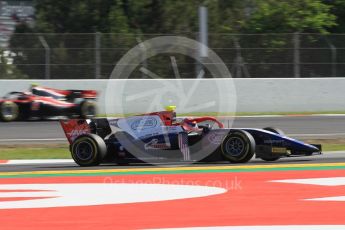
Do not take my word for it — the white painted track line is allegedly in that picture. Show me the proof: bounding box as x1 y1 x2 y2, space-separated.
0 138 66 142
150 225 345 230
1 159 75 165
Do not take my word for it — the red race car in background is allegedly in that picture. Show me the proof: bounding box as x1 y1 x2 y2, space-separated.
0 85 98 122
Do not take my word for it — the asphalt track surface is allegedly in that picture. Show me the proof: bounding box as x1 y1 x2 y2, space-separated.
0 151 344 173
1 115 345 144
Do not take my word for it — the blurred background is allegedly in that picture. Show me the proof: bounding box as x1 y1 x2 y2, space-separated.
0 0 345 79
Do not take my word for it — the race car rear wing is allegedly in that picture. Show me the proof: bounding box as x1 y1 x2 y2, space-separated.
70 90 98 99
60 118 113 144
60 119 91 144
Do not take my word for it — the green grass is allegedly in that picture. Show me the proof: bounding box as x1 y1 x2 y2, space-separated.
97 111 345 117
0 147 70 159
178 111 345 117
322 144 345 152
1 143 345 160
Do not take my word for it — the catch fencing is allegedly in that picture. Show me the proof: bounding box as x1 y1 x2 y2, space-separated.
1 33 345 79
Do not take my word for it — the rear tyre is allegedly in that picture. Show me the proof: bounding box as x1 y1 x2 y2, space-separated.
261 127 284 161
0 101 19 122
71 134 107 166
221 130 255 163
80 100 97 119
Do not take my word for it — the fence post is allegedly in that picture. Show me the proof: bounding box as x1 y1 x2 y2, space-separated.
232 37 250 78
136 37 148 78
38 35 50 79
293 32 300 78
95 32 101 79
330 44 337 77
197 5 208 78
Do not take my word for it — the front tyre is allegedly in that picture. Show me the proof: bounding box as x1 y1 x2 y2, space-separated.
221 130 255 163
80 100 97 119
71 134 107 166
0 101 19 122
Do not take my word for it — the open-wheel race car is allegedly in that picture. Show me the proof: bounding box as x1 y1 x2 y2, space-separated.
0 85 98 121
60 107 322 166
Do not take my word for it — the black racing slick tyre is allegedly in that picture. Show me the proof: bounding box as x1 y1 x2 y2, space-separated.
0 101 19 122
80 100 97 119
70 134 107 166
261 127 284 162
221 130 255 163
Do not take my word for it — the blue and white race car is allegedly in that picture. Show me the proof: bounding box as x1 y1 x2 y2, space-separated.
60 108 322 166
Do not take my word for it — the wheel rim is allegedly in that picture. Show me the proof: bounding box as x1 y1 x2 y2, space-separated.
83 103 96 117
1 104 15 120
225 136 245 157
75 141 94 161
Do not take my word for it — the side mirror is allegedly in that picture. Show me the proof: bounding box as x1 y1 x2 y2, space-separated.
202 124 211 133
